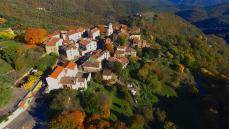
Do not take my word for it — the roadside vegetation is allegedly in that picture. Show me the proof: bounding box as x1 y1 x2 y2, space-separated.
0 21 57 108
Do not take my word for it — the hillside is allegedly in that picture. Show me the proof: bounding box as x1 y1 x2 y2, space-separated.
0 0 148 30
170 0 229 6
175 3 229 42
131 0 229 7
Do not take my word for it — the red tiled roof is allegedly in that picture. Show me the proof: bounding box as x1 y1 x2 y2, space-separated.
117 45 126 50
82 62 100 68
63 40 72 45
63 43 77 50
45 38 60 46
103 69 112 76
67 30 79 35
50 66 64 78
119 57 129 64
91 27 99 33
67 27 85 35
127 47 136 52
78 27 85 33
63 61 77 69
115 50 125 55
48 31 61 37
77 78 85 82
108 57 119 62
79 39 90 46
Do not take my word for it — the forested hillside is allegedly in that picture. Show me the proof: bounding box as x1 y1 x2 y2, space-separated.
170 0 229 6
0 0 147 30
176 3 229 42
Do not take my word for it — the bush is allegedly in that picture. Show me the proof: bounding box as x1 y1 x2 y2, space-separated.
0 31 16 39
35 53 58 71
0 79 12 107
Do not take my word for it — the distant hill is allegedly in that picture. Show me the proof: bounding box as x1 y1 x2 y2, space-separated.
175 3 229 42
0 0 148 29
169 0 229 6
131 0 229 7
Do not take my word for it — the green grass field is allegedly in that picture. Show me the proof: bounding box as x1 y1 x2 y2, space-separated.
0 40 23 48
0 27 7 31
0 58 13 74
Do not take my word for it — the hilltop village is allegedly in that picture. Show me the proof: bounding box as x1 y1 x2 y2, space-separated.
45 23 149 93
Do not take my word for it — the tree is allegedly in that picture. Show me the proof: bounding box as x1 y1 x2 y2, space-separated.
82 92 101 115
141 106 154 121
0 31 16 39
49 89 81 115
50 111 84 129
24 28 47 45
15 56 25 71
100 94 112 118
120 69 129 80
0 46 24 68
116 34 128 46
130 114 145 129
164 121 177 129
93 72 103 84
35 53 58 71
155 108 167 123
0 80 12 107
114 61 122 75
114 121 127 129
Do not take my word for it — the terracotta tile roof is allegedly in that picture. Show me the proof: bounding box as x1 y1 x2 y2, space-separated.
62 40 72 45
63 43 77 50
79 39 90 46
63 61 77 69
77 27 85 33
48 31 61 37
108 57 119 62
50 66 64 78
60 77 76 85
119 57 129 64
90 49 103 60
103 69 112 76
82 62 100 68
108 57 128 66
77 78 85 83
91 27 99 33
130 26 140 33
67 30 79 35
115 50 125 55
117 46 126 50
45 37 60 46
127 47 136 53
67 27 85 35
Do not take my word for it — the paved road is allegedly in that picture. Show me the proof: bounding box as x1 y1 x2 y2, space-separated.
5 85 49 129
0 87 27 116
5 111 35 129
5 95 48 129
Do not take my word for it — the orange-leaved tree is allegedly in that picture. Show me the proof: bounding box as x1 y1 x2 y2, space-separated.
50 111 84 129
104 43 114 53
24 28 47 45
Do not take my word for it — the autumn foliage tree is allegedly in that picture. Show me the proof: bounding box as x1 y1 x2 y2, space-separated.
50 111 84 129
24 28 47 45
104 43 114 53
